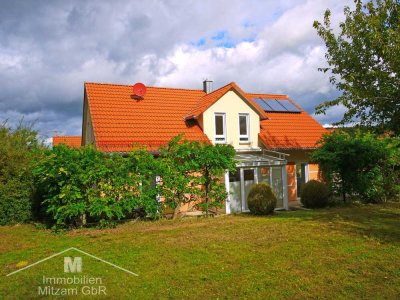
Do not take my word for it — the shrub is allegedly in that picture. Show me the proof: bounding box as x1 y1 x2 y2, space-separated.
159 135 236 218
311 130 400 203
32 135 237 228
33 145 161 228
247 183 277 215
0 180 33 225
300 180 330 208
0 122 42 225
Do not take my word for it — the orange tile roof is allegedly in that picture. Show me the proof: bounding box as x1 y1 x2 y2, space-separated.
246 93 328 149
53 136 82 148
85 83 210 152
186 82 267 120
84 82 326 152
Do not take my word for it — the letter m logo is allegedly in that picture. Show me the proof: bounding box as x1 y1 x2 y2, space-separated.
64 257 82 273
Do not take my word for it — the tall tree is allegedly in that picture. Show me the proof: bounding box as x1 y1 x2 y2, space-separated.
158 135 201 220
193 143 236 217
314 0 400 134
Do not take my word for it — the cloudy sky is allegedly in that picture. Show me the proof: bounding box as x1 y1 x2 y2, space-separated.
0 0 353 140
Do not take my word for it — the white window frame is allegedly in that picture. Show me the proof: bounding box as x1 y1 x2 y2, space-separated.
214 113 226 143
238 113 250 143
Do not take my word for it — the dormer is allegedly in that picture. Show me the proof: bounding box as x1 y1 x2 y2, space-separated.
185 82 266 150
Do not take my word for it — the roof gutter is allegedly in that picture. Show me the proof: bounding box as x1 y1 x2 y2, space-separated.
270 147 319 151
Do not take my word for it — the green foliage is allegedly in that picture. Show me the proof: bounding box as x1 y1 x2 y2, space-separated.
314 0 400 133
33 145 161 227
192 142 236 216
247 183 277 215
0 180 33 225
158 135 236 218
300 180 330 208
0 122 42 225
311 130 400 203
380 136 400 199
158 135 201 219
128 147 162 217
32 135 237 227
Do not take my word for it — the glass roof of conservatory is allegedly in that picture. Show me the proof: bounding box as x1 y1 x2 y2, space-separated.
235 151 287 167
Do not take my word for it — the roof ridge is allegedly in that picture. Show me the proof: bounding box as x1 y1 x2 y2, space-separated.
186 81 268 120
185 82 235 117
85 82 289 96
247 92 289 97
207 81 236 95
85 82 203 92
53 135 81 138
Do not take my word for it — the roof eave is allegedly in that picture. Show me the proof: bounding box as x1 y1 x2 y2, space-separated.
270 147 319 151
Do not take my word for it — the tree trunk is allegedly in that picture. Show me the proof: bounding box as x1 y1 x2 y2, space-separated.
79 213 87 226
205 185 209 217
205 169 210 217
341 173 346 203
342 181 346 203
172 202 181 220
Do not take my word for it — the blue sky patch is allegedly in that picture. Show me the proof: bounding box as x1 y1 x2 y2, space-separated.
191 38 206 47
211 31 227 41
216 41 235 48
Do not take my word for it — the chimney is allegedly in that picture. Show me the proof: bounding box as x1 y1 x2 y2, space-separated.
203 79 213 94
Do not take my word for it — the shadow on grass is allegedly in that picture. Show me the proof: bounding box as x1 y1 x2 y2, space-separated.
274 202 400 244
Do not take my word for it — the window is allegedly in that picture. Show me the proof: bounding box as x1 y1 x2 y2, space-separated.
296 163 308 197
239 113 250 142
214 113 226 143
229 169 240 182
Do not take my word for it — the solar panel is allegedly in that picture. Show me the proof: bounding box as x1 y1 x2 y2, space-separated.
253 97 302 113
253 98 272 111
263 99 287 112
278 100 301 112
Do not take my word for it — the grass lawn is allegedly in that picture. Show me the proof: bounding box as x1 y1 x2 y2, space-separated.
1 203 400 299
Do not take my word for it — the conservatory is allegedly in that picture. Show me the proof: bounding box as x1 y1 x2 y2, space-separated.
224 150 288 213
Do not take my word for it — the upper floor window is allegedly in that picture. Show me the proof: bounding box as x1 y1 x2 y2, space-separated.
239 113 250 142
214 113 226 143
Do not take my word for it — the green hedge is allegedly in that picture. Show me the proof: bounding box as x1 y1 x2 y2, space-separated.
0 125 236 228
33 145 161 227
312 131 400 203
0 180 32 225
0 123 41 225
33 137 236 228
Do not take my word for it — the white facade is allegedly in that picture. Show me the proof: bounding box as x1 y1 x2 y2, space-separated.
199 90 261 150
198 89 288 213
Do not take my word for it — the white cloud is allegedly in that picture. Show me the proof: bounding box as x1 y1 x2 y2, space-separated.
140 0 350 114
0 0 353 136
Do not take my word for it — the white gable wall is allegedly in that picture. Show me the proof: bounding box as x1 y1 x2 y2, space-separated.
201 90 261 150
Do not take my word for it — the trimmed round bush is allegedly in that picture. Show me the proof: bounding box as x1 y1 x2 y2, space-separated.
247 183 277 215
300 180 330 208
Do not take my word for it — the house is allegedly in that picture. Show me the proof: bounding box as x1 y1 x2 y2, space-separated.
52 136 82 148
57 80 327 213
